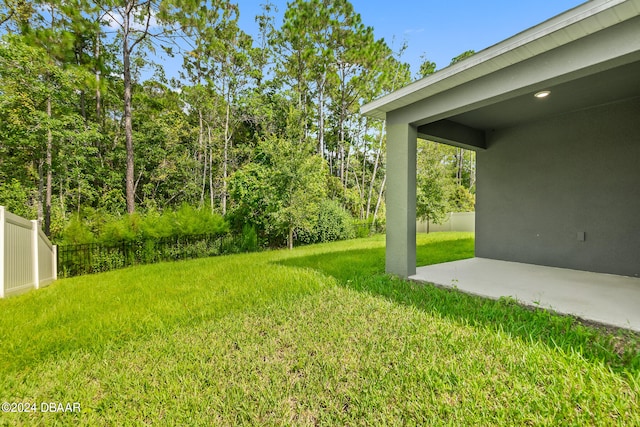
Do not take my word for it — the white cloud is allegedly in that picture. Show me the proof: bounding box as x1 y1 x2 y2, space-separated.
103 7 161 32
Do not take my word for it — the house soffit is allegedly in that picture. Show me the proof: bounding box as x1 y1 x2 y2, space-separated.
362 0 640 129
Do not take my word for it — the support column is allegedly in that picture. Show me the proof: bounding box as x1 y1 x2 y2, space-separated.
385 118 417 278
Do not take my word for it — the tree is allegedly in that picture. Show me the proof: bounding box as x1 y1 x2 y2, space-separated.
417 54 436 79
449 185 475 212
133 80 197 208
172 0 258 214
100 0 167 213
0 34 95 230
364 44 411 226
229 106 327 249
0 0 32 31
416 139 450 232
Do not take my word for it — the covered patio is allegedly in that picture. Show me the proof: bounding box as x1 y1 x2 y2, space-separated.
361 0 640 330
412 258 640 332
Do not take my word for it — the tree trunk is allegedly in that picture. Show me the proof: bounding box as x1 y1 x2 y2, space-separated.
469 151 476 190
95 34 102 124
208 125 214 213
75 45 87 123
123 9 135 214
198 109 206 208
372 173 386 231
288 227 294 250
317 74 325 159
360 121 368 214
222 102 230 215
45 96 53 235
339 129 345 184
37 160 44 224
456 148 464 186
366 123 384 219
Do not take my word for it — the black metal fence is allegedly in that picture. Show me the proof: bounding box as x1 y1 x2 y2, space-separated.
57 233 248 278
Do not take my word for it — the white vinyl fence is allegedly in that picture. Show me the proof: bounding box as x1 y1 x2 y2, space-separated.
417 212 475 233
0 206 57 298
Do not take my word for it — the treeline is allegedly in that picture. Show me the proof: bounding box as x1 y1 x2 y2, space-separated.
0 0 475 248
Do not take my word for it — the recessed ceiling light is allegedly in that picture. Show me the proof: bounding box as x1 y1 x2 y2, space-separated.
534 90 551 99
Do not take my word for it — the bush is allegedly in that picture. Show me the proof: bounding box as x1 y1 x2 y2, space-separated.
61 216 96 245
59 205 229 245
298 200 355 245
240 224 259 252
354 219 372 238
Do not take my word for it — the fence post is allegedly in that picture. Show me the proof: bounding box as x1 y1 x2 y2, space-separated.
53 245 58 280
32 220 40 290
0 207 5 298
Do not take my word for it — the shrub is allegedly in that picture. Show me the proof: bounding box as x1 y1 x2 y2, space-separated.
61 216 95 245
169 204 228 237
240 224 259 252
298 200 355 245
354 219 372 238
59 205 229 245
100 213 142 243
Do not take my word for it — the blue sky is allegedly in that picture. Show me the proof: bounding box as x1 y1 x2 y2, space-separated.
233 0 586 76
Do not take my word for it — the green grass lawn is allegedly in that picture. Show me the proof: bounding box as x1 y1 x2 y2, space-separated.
1 232 639 425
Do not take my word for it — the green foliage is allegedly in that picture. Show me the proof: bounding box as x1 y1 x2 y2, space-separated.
166 204 228 237
450 50 476 65
100 213 142 243
60 215 96 245
0 179 36 219
229 106 328 248
416 140 450 226
416 140 476 230
417 54 437 79
58 233 247 277
298 199 356 244
228 162 276 236
353 218 373 238
0 0 473 252
239 224 259 252
59 205 228 245
449 185 475 212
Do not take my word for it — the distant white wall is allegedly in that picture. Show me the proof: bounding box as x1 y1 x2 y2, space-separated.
417 212 475 233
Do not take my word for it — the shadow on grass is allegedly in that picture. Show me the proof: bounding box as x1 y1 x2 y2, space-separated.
278 237 640 374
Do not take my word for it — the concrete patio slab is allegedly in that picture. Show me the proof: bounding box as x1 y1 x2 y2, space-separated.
410 258 640 332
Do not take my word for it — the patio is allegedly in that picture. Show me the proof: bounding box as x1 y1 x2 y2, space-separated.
411 258 640 332
362 0 640 282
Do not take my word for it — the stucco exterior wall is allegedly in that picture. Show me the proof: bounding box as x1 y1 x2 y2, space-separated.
476 97 640 277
